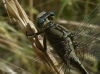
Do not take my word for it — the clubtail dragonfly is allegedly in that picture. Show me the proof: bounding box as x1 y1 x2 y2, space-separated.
27 4 100 74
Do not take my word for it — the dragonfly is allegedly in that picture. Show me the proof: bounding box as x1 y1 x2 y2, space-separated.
27 4 100 74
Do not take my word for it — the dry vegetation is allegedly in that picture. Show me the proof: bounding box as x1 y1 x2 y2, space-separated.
0 0 100 74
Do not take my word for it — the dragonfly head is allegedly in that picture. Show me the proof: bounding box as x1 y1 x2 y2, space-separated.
36 11 55 29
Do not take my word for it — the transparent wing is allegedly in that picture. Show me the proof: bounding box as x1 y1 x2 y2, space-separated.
73 4 100 64
48 46 82 74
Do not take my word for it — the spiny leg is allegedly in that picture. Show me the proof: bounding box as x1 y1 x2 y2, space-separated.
26 31 47 52
64 49 72 74
43 35 47 52
26 31 44 37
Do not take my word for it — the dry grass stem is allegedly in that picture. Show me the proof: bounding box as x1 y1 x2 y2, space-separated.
0 0 61 73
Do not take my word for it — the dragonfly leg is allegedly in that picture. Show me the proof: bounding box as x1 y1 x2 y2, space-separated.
64 48 72 60
26 31 44 37
26 31 47 52
43 35 47 52
64 49 72 73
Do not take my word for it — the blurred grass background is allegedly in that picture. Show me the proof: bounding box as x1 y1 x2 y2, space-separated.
0 0 100 74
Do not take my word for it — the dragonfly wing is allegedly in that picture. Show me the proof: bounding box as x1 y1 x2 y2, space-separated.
74 4 100 41
49 47 83 74
73 4 100 64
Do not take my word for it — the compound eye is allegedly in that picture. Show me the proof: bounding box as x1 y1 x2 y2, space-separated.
37 11 46 19
37 17 45 28
48 12 55 20
49 12 55 16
